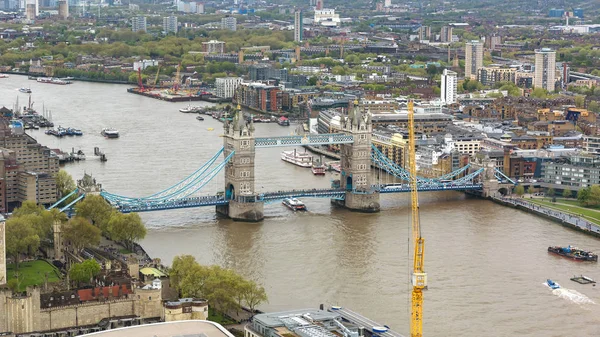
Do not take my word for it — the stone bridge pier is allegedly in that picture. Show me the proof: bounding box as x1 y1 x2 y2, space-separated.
332 103 380 212
470 155 514 198
216 107 264 222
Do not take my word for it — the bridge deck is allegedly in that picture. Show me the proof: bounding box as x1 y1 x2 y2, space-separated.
255 133 354 147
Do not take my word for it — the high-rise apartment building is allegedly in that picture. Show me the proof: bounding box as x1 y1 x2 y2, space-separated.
221 16 237 31
418 26 430 41
465 40 483 80
440 69 457 104
202 40 225 54
215 77 242 98
131 16 147 32
294 10 303 42
534 48 556 92
440 25 453 43
58 0 69 19
25 3 35 19
163 15 178 34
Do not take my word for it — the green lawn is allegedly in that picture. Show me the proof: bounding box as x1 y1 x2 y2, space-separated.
6 260 62 292
527 199 600 225
207 307 237 325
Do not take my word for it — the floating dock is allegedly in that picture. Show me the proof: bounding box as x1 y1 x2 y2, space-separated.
127 88 230 103
570 275 596 284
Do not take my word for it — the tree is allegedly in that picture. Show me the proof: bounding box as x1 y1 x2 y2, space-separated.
515 185 525 196
307 76 318 86
562 188 572 198
574 95 585 108
588 101 599 113
5 217 40 270
546 188 555 197
69 259 101 286
587 185 600 207
75 195 114 233
243 280 268 314
62 217 101 252
527 186 535 195
531 88 548 99
11 202 65 240
578 187 591 205
170 254 199 291
107 212 147 249
55 170 76 197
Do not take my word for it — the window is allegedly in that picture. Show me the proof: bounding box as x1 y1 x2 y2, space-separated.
240 171 250 178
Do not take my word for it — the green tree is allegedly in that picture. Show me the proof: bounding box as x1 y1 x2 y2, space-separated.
578 187 591 205
562 188 572 199
307 76 318 86
527 186 535 195
69 259 101 286
531 88 548 99
515 185 525 196
55 170 76 197
588 101 599 113
5 217 40 270
575 95 585 108
170 254 199 291
62 217 101 252
107 212 147 249
546 188 555 197
75 195 114 233
587 185 600 206
243 280 268 314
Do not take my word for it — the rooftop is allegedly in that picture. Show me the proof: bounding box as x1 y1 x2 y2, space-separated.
82 320 234 337
254 309 340 328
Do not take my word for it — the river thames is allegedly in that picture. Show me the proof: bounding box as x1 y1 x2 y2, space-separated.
1 76 600 336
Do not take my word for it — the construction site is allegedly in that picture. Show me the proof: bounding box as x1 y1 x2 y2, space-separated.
127 64 228 103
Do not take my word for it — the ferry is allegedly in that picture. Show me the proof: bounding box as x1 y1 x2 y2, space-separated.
277 116 290 126
37 77 71 85
311 163 326 175
101 128 119 138
282 198 306 211
328 161 341 173
0 74 8 78
546 279 560 290
179 104 200 113
281 149 313 168
548 245 598 262
18 87 32 93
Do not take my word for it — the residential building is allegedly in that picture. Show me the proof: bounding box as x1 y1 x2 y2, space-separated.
440 25 453 43
583 135 600 155
314 9 340 26
131 16 147 32
202 40 225 54
215 77 242 98
465 40 483 80
534 48 556 92
294 10 303 42
541 155 600 190
25 3 35 19
221 16 237 31
163 15 178 34
372 127 408 168
418 26 431 41
58 0 68 19
441 69 457 104
235 82 281 112
477 65 517 86
443 133 482 156
133 59 158 71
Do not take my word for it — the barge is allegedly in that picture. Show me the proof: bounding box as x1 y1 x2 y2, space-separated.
548 245 598 261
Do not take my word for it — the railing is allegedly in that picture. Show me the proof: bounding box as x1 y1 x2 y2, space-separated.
255 133 354 148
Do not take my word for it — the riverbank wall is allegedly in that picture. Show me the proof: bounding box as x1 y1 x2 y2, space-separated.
491 196 600 238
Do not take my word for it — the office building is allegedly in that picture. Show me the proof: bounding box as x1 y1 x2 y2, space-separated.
162 15 178 34
221 16 237 31
131 16 147 32
58 0 68 19
25 3 35 19
215 77 242 98
542 155 600 190
440 69 457 104
465 40 483 80
202 40 225 54
534 48 556 92
294 10 303 42
440 25 453 43
477 66 517 86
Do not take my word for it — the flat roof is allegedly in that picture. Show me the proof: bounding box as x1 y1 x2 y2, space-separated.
82 320 234 337
254 309 340 328
140 267 167 277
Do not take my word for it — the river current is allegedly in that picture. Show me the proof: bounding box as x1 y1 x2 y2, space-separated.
1 76 600 336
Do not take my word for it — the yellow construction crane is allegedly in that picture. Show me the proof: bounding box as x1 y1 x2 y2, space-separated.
407 100 427 337
152 65 161 90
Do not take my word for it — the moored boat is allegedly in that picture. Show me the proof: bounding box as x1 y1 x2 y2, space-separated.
179 104 200 113
282 198 306 211
0 74 9 78
546 279 560 290
196 116 204 121
277 116 290 126
18 87 32 93
101 128 119 138
312 164 326 175
281 149 312 168
548 245 598 261
37 77 71 85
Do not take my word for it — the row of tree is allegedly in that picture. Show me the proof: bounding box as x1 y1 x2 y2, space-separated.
170 255 267 315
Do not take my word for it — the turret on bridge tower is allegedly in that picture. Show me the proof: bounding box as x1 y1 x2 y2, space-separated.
334 102 380 212
216 106 264 221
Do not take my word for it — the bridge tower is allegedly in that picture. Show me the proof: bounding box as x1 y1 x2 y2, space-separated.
334 102 380 212
216 106 264 221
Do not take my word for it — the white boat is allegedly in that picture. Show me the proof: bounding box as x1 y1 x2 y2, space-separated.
0 74 8 78
179 104 200 113
101 128 119 138
18 87 32 93
282 198 306 211
281 149 313 168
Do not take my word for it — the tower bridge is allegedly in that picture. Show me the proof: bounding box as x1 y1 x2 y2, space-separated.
53 105 512 221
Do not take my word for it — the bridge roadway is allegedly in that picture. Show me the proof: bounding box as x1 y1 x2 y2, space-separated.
111 184 483 213
327 306 406 337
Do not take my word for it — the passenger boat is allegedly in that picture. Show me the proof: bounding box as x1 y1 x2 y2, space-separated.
282 198 306 211
0 74 8 78
37 77 71 85
18 87 32 93
548 245 598 261
179 104 200 113
101 128 119 138
312 164 326 175
277 116 290 126
196 116 204 121
546 279 560 290
281 149 312 168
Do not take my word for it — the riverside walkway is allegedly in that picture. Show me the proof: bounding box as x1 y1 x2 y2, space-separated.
494 196 600 236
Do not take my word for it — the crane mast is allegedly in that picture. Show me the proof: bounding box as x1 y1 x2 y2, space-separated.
408 100 427 337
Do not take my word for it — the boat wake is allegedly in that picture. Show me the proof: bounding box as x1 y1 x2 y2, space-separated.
544 283 596 305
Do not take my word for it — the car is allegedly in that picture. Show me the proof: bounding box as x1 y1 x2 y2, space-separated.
517 179 523 183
